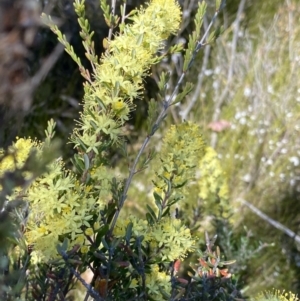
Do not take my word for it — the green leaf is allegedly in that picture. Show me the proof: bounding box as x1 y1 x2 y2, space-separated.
171 82 194 106
194 1 207 35
125 222 133 242
169 43 184 54
219 259 236 266
83 153 90 170
93 251 108 262
83 219 90 227
166 178 172 195
159 287 171 299
69 258 83 265
197 1 207 21
90 120 98 130
95 96 107 112
157 71 170 91
146 99 159 135
207 26 224 44
146 204 157 222
172 180 187 189
153 191 163 203
74 154 85 170
56 238 69 254
146 212 154 225
162 206 170 218
166 198 180 207
106 204 117 224
136 34 144 46
101 237 110 250
77 138 88 151
183 33 197 72
100 0 110 16
114 81 120 97
153 192 162 219
112 237 122 249
95 224 109 247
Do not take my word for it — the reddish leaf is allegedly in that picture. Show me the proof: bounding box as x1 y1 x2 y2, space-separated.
177 277 189 285
174 259 181 275
199 258 209 268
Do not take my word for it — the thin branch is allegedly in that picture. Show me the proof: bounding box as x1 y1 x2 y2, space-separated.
59 250 104 301
238 198 300 244
121 1 127 24
31 41 66 90
108 0 117 41
285 0 294 61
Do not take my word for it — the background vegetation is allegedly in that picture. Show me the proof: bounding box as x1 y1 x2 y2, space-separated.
0 0 299 299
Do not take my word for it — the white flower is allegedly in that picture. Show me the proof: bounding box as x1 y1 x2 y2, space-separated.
289 156 299 167
244 87 251 97
242 174 251 182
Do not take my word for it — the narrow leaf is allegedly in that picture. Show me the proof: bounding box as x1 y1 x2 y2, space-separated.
95 96 107 111
153 192 162 218
146 204 157 221
62 238 69 252
83 153 90 170
101 237 110 250
171 82 194 106
146 99 159 134
219 259 236 266
125 222 133 242
136 34 144 46
95 224 109 247
146 212 154 225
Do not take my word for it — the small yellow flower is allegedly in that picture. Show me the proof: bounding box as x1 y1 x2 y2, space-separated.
129 278 138 289
0 137 40 176
85 227 94 236
255 289 299 301
74 234 85 245
80 245 89 254
112 100 127 112
146 264 171 301
154 186 163 194
149 218 195 261
93 221 100 230
61 205 72 215
37 224 49 236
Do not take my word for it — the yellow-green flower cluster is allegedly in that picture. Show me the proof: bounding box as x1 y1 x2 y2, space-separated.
0 138 41 195
0 137 114 261
113 215 149 238
0 138 39 176
90 164 114 198
128 263 172 300
198 146 230 215
149 218 195 261
255 289 299 301
25 160 113 261
26 160 78 260
72 0 181 151
114 216 195 261
153 122 205 200
146 264 171 301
